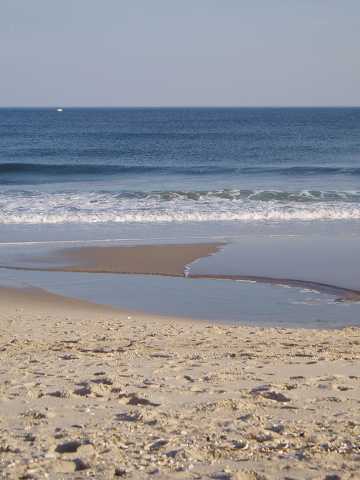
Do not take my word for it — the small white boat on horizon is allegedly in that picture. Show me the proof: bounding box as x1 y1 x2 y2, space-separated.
57 108 63 112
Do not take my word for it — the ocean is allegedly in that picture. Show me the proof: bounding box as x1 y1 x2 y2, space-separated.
1 107 360 327
1 107 360 228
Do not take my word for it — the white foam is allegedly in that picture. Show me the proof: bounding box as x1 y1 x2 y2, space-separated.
1 191 360 225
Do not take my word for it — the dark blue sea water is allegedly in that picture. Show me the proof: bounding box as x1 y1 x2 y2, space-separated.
1 108 360 326
1 107 360 227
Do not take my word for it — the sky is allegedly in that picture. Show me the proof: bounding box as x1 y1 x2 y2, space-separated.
1 0 359 107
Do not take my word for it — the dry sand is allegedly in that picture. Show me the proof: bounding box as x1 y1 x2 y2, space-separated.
0 287 359 479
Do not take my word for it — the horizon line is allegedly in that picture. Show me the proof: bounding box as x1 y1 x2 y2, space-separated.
1 105 360 109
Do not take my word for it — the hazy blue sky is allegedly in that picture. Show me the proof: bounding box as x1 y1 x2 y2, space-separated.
1 0 359 107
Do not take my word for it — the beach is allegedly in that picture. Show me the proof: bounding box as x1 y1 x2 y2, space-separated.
1 107 360 479
1 0 360 473
1 286 359 479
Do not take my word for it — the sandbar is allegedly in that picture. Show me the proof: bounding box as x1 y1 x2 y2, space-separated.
2 242 360 301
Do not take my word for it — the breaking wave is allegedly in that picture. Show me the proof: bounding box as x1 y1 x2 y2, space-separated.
1 189 360 224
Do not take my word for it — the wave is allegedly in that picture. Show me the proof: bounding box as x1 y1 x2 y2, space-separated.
116 189 360 202
0 162 239 176
1 162 360 180
4 188 360 202
0 162 166 175
240 166 360 176
2 208 360 224
1 189 360 224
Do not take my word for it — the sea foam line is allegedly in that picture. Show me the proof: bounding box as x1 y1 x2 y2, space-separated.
1 207 360 224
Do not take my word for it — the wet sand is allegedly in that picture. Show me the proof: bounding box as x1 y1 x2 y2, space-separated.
0 243 222 277
0 286 360 479
55 243 224 276
2 242 360 301
189 274 360 302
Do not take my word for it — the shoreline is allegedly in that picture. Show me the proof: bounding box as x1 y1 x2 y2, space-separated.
1 242 360 302
0 285 359 479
